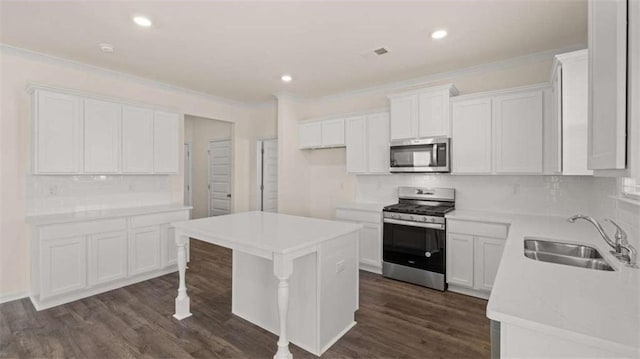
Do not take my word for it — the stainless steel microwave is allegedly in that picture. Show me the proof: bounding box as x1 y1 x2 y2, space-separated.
389 137 450 173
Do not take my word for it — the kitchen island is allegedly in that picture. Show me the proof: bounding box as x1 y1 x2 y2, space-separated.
171 211 361 359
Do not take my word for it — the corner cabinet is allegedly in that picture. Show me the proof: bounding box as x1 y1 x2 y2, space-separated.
388 84 458 140
450 85 545 175
345 112 390 174
29 207 190 310
30 86 181 175
446 219 508 299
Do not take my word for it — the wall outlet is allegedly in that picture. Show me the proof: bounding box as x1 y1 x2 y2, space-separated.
335 259 345 274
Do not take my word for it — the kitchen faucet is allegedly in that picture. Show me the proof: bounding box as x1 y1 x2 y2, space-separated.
568 214 637 267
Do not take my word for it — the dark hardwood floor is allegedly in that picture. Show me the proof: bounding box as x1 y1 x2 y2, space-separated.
1 240 490 358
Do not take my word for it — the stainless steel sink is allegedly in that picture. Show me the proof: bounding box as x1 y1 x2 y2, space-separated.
524 238 614 271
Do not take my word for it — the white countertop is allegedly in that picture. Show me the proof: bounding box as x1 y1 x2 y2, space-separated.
335 202 388 212
26 204 192 225
172 211 362 257
446 209 640 356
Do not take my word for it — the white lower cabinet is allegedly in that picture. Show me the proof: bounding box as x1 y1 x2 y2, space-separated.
446 219 507 298
30 208 190 310
40 237 87 299
89 231 127 286
128 226 161 276
446 233 475 288
335 206 383 274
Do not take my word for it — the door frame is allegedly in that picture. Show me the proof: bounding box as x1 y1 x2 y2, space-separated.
184 142 193 207
208 138 233 217
256 138 278 211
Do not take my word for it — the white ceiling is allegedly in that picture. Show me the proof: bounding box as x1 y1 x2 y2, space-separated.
0 1 587 103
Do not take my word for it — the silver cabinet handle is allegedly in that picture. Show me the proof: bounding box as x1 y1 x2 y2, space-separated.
383 218 445 230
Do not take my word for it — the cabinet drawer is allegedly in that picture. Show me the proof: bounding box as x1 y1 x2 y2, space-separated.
447 220 508 239
129 210 189 228
40 218 127 240
335 209 381 225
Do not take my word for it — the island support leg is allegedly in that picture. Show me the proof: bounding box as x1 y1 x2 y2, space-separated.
273 254 293 359
173 231 192 320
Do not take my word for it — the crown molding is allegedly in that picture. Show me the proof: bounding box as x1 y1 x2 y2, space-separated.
301 44 586 103
0 43 260 109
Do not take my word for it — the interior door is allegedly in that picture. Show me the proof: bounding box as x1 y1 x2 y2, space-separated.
183 143 192 206
208 139 232 216
258 139 278 212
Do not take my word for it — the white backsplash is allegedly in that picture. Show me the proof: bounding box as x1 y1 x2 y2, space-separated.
356 174 618 218
26 175 173 215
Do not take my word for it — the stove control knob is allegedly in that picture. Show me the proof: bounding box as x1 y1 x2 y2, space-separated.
425 251 432 258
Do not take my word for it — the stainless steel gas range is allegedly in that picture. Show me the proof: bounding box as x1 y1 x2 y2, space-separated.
382 187 455 291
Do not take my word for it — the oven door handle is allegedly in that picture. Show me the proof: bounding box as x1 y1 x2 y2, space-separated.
383 218 445 230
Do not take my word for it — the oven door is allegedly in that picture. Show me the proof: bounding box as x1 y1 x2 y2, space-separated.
383 218 445 273
389 138 449 173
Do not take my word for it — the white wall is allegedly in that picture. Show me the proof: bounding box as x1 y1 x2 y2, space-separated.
0 47 271 299
184 115 233 219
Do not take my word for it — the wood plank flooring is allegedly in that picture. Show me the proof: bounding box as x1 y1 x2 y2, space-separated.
1 240 490 358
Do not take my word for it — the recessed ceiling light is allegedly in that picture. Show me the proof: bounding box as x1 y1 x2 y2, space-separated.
431 29 448 40
133 16 152 27
281 74 293 83
99 43 114 53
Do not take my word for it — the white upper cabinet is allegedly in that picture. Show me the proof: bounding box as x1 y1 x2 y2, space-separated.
83 99 122 173
418 90 451 137
33 90 83 174
299 121 322 149
493 90 543 174
451 86 545 175
31 86 180 175
388 84 458 141
451 97 493 174
321 118 345 147
298 118 345 149
345 115 367 173
389 95 418 140
345 112 390 174
153 111 180 173
550 50 593 176
366 112 390 173
122 106 154 173
588 0 627 170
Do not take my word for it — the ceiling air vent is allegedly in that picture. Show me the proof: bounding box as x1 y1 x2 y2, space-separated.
373 48 389 56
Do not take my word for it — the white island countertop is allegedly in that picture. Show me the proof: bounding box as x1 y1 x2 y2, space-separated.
26 204 192 225
172 211 362 258
446 210 640 356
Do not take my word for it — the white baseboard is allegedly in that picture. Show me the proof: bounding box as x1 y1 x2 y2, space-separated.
0 291 29 304
447 284 490 300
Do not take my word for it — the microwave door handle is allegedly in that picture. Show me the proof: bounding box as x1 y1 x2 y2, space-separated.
431 145 436 166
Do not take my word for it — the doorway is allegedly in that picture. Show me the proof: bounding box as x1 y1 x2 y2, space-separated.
183 142 192 206
256 139 278 212
208 139 232 216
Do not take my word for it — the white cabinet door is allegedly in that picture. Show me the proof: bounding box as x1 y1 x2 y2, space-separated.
451 98 493 174
390 95 418 140
473 237 505 292
493 91 543 174
588 0 627 170
359 224 381 270
122 106 154 173
446 233 474 288
561 52 593 176
299 121 322 149
33 90 83 174
88 231 127 285
83 99 121 173
153 111 180 173
40 237 87 299
366 112 390 173
418 91 449 137
345 116 367 173
543 73 562 175
161 224 178 267
128 226 161 276
321 118 345 147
